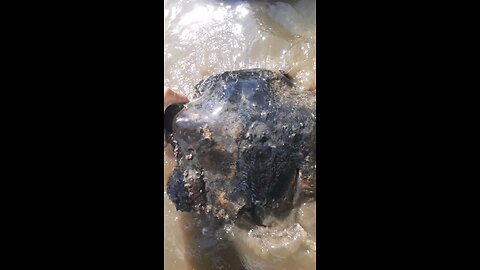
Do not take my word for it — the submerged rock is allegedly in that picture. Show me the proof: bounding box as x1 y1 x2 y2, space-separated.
166 69 316 224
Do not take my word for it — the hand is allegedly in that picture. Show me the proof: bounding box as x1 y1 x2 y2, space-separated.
164 87 189 148
164 87 189 112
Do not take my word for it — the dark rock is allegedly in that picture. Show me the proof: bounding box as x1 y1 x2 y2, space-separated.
167 69 316 224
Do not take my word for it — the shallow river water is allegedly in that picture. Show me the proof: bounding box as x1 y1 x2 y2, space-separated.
164 0 316 269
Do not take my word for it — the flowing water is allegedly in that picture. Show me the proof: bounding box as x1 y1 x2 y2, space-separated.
164 0 316 269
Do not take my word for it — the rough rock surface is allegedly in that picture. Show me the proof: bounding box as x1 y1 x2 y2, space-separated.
166 69 316 224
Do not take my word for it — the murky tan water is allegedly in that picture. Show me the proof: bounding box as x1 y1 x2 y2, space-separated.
164 0 316 269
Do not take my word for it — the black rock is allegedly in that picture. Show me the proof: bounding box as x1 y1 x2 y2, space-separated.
167 69 316 224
